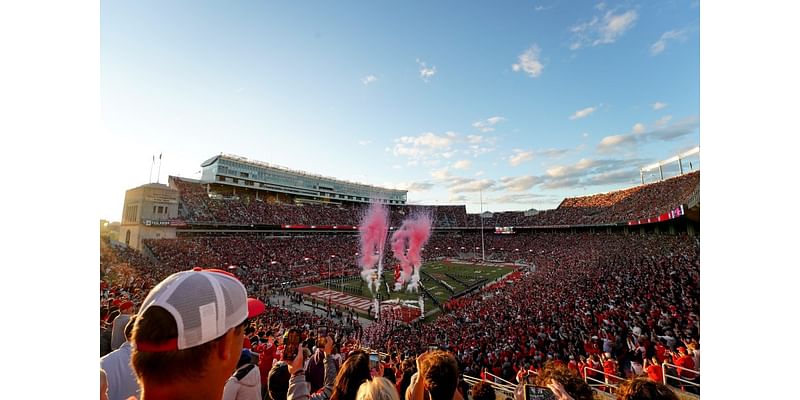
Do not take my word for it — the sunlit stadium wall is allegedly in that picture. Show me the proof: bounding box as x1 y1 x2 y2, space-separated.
199 154 407 205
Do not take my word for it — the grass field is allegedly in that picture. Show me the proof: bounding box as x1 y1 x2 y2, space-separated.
326 261 514 314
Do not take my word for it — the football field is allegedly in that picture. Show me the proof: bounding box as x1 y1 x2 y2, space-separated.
294 261 514 321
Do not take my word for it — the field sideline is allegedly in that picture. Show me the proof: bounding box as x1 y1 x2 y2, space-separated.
294 261 515 320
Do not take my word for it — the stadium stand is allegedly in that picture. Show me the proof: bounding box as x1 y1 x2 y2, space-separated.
102 170 701 399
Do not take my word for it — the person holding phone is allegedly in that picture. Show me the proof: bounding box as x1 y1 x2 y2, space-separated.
287 335 338 400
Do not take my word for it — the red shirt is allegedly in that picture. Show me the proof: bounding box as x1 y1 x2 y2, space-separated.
655 344 667 363
603 360 618 382
675 355 697 379
645 364 663 382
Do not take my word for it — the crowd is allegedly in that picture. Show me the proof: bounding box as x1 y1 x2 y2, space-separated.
101 201 700 399
169 172 698 228
362 232 700 394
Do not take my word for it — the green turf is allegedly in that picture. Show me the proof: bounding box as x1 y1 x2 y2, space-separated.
326 261 513 315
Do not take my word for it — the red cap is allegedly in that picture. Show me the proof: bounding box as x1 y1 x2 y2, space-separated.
247 298 266 319
112 299 122 307
119 301 134 311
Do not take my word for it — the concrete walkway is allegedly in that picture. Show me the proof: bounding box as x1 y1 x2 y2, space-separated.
267 293 375 328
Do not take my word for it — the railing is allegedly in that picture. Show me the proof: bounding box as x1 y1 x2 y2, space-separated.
483 371 517 387
662 362 700 393
583 367 624 392
461 374 517 399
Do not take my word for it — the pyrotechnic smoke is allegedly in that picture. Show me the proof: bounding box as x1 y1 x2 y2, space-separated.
357 204 389 293
390 212 432 292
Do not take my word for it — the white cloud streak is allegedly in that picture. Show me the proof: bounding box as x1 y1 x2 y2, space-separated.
569 106 597 120
597 116 700 152
570 9 638 50
651 29 689 55
512 45 544 78
416 59 436 82
362 75 378 85
472 116 506 132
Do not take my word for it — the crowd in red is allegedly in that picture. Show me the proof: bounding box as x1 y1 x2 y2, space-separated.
363 232 700 392
101 171 701 396
170 171 698 228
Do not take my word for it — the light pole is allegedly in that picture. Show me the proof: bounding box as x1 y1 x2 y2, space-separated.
329 254 336 316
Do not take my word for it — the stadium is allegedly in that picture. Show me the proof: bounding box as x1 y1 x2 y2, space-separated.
101 150 700 399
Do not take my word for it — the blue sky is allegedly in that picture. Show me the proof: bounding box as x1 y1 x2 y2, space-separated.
100 0 700 221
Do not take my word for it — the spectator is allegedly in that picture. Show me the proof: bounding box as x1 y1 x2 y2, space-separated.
407 350 460 400
643 357 663 383
469 381 495 400
356 377 400 400
268 362 291 400
130 268 266 400
223 349 262 400
330 351 372 400
100 316 140 400
287 335 338 400
614 377 678 400
111 299 135 350
672 347 697 393
530 364 593 400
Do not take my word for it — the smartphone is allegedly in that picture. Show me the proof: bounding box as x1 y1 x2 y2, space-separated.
283 328 302 361
369 353 380 370
524 385 556 400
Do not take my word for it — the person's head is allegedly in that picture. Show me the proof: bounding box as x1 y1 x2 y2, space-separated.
615 378 679 400
268 362 290 400
356 376 400 400
331 350 372 400
100 369 109 400
470 381 495 400
238 349 255 369
130 268 265 396
120 301 135 315
533 364 593 400
418 350 459 400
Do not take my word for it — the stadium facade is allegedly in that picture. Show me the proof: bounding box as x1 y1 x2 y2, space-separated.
119 183 180 250
199 154 407 205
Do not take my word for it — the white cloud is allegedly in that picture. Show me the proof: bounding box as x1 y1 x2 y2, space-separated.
595 2 607 11
475 170 484 176
597 116 699 152
472 116 505 132
582 132 590 138
453 160 471 170
652 101 668 110
393 131 456 158
416 59 436 82
361 75 378 85
569 106 597 120
500 176 539 192
449 179 495 193
651 29 689 55
570 9 638 49
655 115 672 126
632 123 646 134
509 149 534 166
395 182 434 191
358 140 372 146
467 135 484 144
512 45 544 78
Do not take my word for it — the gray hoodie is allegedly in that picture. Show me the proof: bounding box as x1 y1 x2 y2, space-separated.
223 364 262 400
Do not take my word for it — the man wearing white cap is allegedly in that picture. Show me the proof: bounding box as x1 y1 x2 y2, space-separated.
130 268 266 400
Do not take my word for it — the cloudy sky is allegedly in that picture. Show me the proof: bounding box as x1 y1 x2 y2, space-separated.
99 0 699 221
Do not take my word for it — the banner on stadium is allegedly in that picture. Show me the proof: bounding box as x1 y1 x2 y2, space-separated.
627 205 685 226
